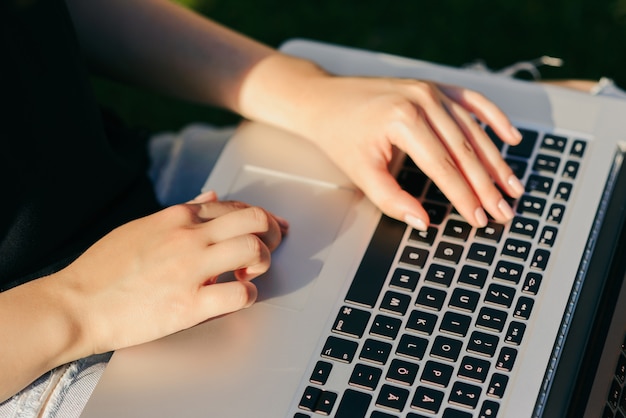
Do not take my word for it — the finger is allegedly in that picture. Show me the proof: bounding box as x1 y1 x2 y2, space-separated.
438 84 523 145
198 205 284 252
188 190 218 203
202 234 272 282
194 280 258 321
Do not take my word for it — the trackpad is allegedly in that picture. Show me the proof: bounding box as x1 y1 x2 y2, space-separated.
221 165 355 310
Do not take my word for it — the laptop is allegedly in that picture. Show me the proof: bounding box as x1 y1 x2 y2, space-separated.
81 39 626 418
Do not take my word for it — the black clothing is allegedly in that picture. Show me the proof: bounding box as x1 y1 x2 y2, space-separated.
0 0 162 290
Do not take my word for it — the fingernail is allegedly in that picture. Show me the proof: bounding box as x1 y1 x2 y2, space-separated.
508 175 525 196
498 199 515 220
474 208 488 227
191 190 217 203
511 126 523 142
405 214 428 231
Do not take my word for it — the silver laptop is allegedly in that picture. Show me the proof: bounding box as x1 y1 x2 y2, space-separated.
82 39 626 418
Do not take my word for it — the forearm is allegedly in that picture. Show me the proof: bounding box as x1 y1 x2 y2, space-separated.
0 273 88 402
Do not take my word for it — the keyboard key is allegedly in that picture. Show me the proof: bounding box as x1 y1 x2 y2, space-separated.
502 238 531 261
315 390 338 415
443 219 472 241
411 386 444 414
425 264 456 287
615 353 625 383
321 336 358 363
360 339 392 365
310 361 333 385
517 195 546 217
294 413 310 418
562 160 580 179
533 154 561 173
554 181 573 201
426 183 450 204
467 331 499 358
495 347 518 372
371 411 397 418
485 283 516 308
299 386 321 411
386 358 419 386
448 288 480 313
475 222 504 243
349 363 382 391
547 204 566 224
530 249 550 270
439 311 471 337
479 400 500 418
400 246 430 269
510 216 539 238
435 241 464 264
449 381 482 409
570 139 587 157
332 306 371 338
396 334 428 360
415 286 447 311
375 384 410 412
398 168 428 197
406 310 439 335
370 315 402 340
467 243 496 265
504 321 526 345
486 373 509 399
504 158 528 180
334 389 372 418
443 408 473 418
513 296 534 320
389 268 421 292
541 134 567 152
421 361 454 387
476 307 507 332
423 202 449 225
507 128 538 158
457 265 488 289
522 272 543 294
430 336 463 362
380 291 411 316
409 226 438 246
539 226 558 247
484 126 504 150
526 174 553 195
458 356 491 383
493 260 524 284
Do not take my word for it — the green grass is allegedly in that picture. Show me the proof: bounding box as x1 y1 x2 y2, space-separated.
93 0 626 132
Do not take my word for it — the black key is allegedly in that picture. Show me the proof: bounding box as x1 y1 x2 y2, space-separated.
423 202 449 225
375 384 409 412
533 154 561 173
409 226 438 246
380 291 412 316
510 216 539 238
554 182 573 201
467 331 499 358
502 238 531 261
467 243 496 265
421 361 454 387
430 336 463 362
507 128 538 158
530 249 550 271
400 246 430 269
386 358 419 386
294 413 310 418
539 226 558 247
457 265 488 289
426 183 450 204
439 311 471 337
371 412 397 418
396 334 428 360
517 195 546 217
615 353 625 383
390 268 421 292
513 296 534 320
493 260 524 284
476 307 507 332
485 126 504 150
526 174 553 195
444 219 472 241
562 160 580 179
435 241 464 264
495 347 518 372
299 386 321 411
443 408 473 418
504 321 526 345
448 288 480 313
449 381 482 409
547 204 566 224
360 339 392 365
345 216 406 308
479 400 500 418
349 363 382 391
458 356 491 383
475 222 504 242
541 134 567 152
370 315 402 340
315 390 338 415
570 139 587 157
485 283 516 308
398 168 428 197
406 310 438 335
608 379 621 410
335 389 372 418
332 306 371 338
310 361 333 385
321 336 358 363
486 373 509 399
522 272 543 294
415 286 447 311
411 385 444 414
425 264 456 287
504 158 528 180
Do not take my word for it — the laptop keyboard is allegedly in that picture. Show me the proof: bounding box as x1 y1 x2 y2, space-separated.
293 126 588 418
603 332 626 418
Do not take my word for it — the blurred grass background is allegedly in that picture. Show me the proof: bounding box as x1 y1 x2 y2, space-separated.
93 0 626 132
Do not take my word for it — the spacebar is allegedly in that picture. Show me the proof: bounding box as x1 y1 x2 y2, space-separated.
344 215 406 308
